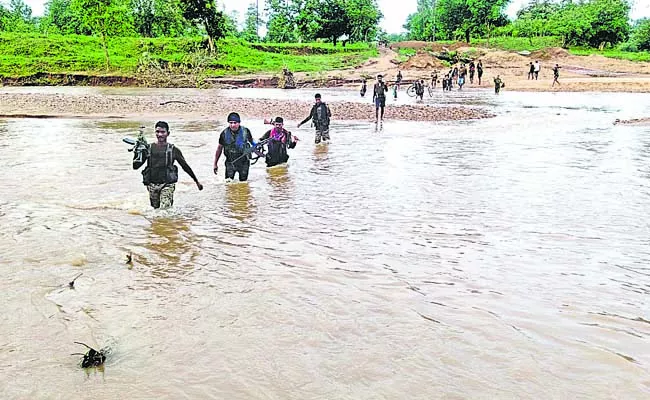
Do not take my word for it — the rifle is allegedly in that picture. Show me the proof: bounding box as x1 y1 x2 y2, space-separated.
123 126 149 164
229 137 272 165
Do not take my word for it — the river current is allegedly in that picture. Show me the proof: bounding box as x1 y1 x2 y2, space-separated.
1 87 649 399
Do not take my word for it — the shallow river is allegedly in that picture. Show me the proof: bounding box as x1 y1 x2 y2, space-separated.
1 87 650 399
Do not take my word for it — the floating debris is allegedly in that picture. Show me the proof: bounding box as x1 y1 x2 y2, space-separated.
68 273 83 289
72 342 106 368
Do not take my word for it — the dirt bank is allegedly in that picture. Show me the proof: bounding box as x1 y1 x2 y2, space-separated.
0 93 493 122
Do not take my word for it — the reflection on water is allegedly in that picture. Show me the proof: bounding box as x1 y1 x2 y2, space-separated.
265 164 293 196
140 216 199 279
224 182 254 223
1 90 650 399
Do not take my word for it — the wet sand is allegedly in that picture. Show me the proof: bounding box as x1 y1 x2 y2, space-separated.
0 92 492 122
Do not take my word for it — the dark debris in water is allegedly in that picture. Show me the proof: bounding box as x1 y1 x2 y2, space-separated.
68 273 82 289
71 342 106 368
416 312 441 324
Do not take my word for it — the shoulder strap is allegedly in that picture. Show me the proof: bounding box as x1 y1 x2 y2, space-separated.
166 143 174 167
224 128 235 145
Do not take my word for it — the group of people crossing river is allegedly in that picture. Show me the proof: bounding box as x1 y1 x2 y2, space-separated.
360 58 564 104
129 93 331 209
131 58 565 209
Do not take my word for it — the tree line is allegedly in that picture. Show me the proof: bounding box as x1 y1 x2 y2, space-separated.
403 0 649 50
0 0 383 46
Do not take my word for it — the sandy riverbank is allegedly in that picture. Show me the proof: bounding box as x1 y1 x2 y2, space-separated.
287 45 650 94
0 92 493 122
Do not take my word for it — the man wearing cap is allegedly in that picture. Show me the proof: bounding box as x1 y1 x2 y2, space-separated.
297 93 331 144
372 74 388 122
260 117 298 167
213 112 255 181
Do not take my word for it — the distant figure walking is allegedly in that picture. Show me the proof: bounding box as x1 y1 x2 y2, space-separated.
469 61 476 84
552 64 561 87
528 62 534 80
477 60 484 85
494 75 504 94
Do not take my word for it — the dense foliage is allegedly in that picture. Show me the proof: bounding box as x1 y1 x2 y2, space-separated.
404 0 635 48
265 0 383 44
0 0 383 45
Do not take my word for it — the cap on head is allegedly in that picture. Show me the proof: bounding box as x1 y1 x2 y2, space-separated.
377 74 383 78
315 93 321 99
274 116 284 124
227 112 241 123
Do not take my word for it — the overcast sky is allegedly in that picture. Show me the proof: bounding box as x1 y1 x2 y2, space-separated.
15 0 650 34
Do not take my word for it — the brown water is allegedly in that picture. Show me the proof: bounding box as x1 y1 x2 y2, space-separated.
1 88 650 399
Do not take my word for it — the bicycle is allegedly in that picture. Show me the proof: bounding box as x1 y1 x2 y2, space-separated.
427 84 435 97
406 83 417 97
407 82 434 98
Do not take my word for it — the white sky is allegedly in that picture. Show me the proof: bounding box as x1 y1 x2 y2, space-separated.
15 0 650 34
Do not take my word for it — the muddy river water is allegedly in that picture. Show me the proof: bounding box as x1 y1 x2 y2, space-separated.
1 87 650 399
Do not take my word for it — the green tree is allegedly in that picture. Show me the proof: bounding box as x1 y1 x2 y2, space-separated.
466 0 509 45
292 0 320 42
180 0 228 51
345 0 382 42
223 10 240 37
242 2 260 41
549 0 630 48
630 18 650 50
584 0 630 48
5 0 36 32
404 0 437 41
316 0 349 45
131 0 155 36
42 0 87 34
516 0 560 19
436 0 472 41
70 0 135 68
0 4 9 31
265 0 295 42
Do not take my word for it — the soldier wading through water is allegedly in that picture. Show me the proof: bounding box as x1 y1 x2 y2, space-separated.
213 112 256 182
132 121 203 209
297 93 332 144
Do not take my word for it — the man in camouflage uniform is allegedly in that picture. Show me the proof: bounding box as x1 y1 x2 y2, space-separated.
133 121 203 209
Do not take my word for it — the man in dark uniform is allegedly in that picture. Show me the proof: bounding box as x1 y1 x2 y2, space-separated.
297 93 332 144
372 74 388 122
260 117 298 167
213 112 255 181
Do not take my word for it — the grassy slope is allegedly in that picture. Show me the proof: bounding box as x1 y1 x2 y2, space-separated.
0 33 378 78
